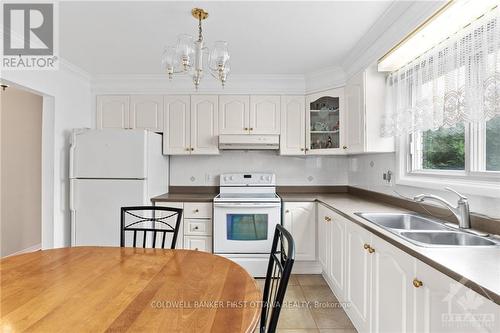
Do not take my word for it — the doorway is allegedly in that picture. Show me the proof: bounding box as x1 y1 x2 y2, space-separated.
1 86 43 257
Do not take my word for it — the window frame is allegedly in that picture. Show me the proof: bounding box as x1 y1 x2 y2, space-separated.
397 122 500 198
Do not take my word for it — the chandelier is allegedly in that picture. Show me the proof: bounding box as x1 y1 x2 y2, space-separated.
162 8 230 90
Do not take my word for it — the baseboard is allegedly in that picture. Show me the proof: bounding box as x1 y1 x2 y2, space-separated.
4 243 41 258
291 260 322 274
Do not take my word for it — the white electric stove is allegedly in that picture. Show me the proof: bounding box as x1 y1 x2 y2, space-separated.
213 173 281 277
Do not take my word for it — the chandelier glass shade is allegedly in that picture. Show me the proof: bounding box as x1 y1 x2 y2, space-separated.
162 8 230 89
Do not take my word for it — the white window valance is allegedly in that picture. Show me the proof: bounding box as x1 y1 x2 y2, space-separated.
382 7 500 137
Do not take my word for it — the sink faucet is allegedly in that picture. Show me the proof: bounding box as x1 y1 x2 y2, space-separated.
413 188 471 229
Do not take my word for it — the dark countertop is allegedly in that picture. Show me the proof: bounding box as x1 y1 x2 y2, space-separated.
151 192 215 203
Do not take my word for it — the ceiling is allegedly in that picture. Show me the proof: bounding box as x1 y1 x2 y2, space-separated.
60 1 394 76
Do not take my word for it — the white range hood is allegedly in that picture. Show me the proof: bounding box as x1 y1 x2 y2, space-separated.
218 134 279 150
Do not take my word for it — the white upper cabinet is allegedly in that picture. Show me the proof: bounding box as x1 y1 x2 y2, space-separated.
130 95 163 132
219 95 250 134
250 95 281 134
96 95 130 129
283 202 316 261
163 95 190 155
280 95 306 155
305 88 345 155
345 65 394 153
190 95 219 155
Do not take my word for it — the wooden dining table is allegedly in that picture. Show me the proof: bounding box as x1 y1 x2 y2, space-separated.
0 247 262 332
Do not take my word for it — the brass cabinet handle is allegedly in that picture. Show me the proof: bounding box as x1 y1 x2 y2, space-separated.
324 216 331 222
194 209 199 213
300 148 305 151
413 278 423 288
244 127 249 131
305 148 309 151
185 147 190 151
250 127 254 131
363 243 370 250
368 246 375 253
343 146 348 149
285 210 290 213
191 147 194 151
193 226 199 230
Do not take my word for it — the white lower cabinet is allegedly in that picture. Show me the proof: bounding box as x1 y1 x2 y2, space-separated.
345 218 372 332
184 236 212 253
414 260 499 333
283 202 316 261
317 203 499 333
318 204 346 297
154 201 213 252
370 235 415 333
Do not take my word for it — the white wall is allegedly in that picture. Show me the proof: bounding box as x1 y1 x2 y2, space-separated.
348 153 500 218
2 60 92 248
170 151 348 186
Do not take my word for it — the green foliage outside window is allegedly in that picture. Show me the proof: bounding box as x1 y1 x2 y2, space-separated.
422 125 465 170
486 116 500 171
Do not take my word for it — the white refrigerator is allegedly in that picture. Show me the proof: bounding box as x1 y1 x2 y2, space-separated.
69 129 168 246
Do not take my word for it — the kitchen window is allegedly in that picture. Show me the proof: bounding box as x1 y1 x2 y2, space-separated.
382 4 500 194
408 119 500 175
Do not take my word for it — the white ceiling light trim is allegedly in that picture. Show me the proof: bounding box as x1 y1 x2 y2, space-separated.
378 0 500 72
161 8 230 90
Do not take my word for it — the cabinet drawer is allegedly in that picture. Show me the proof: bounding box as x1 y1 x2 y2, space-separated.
184 203 212 218
184 236 212 253
184 219 212 236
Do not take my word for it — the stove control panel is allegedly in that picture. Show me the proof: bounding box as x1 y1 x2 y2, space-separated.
220 173 276 186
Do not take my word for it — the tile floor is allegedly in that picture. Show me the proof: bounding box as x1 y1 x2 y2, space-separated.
255 274 357 333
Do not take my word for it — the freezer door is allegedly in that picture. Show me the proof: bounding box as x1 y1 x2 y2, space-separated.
70 129 149 179
71 179 147 246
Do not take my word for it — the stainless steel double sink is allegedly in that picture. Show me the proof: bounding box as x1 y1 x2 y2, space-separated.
355 213 499 247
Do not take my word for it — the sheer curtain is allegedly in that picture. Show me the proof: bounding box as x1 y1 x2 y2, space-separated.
382 7 500 137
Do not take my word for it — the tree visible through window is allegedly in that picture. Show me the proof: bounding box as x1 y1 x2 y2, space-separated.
421 125 465 170
486 116 500 171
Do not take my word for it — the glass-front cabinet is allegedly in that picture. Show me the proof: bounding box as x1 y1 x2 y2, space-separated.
305 88 345 154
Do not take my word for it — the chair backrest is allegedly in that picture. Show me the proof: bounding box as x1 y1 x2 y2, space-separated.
260 224 295 333
120 206 183 249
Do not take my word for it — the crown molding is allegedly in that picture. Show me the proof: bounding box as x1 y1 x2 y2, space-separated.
91 73 306 95
304 66 346 94
341 0 445 80
59 58 92 82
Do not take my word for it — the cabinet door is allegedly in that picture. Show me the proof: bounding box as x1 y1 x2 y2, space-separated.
370 235 415 333
345 221 371 332
190 95 219 155
415 260 499 333
280 95 306 155
346 71 365 153
163 96 190 155
317 204 328 271
250 95 281 134
283 202 316 261
219 95 250 134
184 236 212 253
328 211 346 298
130 95 163 132
305 88 345 155
96 95 130 129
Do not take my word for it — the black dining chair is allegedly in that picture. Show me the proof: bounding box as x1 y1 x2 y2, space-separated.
120 206 183 249
260 224 296 333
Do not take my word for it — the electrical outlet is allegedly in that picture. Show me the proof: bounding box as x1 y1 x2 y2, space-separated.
383 170 393 185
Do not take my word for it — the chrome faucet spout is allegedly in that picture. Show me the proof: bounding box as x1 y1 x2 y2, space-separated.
412 188 471 229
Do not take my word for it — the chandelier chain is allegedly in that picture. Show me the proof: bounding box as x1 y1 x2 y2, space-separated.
198 18 203 42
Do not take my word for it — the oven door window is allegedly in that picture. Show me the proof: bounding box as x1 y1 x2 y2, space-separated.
226 214 268 241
